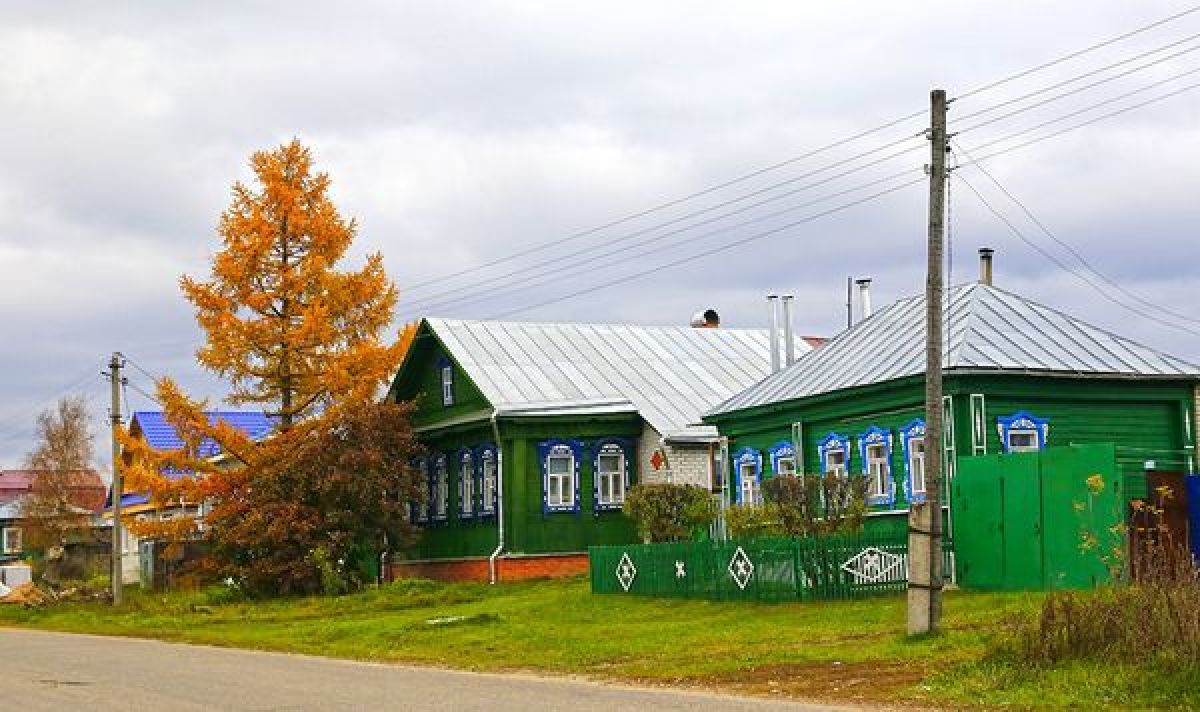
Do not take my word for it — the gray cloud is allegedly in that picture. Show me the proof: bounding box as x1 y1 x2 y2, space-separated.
3 1 1200 468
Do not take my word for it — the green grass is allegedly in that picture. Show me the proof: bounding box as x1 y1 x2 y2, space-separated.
2 578 1196 709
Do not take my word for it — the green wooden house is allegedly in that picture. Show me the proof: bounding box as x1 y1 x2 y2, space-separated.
704 280 1200 538
386 317 809 581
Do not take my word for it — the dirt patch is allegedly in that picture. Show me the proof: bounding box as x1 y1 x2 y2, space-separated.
696 660 934 708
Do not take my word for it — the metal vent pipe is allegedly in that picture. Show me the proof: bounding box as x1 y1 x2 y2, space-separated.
766 294 780 373
781 295 796 367
979 247 994 286
855 278 873 320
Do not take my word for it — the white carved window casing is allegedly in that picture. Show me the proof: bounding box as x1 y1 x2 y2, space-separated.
480 449 497 514
597 445 625 506
434 455 448 519
825 448 847 478
460 451 475 516
547 450 575 508
739 461 761 505
775 457 797 476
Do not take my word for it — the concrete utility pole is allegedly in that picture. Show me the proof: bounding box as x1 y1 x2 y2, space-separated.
909 89 947 635
107 352 124 606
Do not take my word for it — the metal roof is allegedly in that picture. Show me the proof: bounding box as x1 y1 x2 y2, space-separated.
426 318 811 440
130 410 274 459
710 282 1200 416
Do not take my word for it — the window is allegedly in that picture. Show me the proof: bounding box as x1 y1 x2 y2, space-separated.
866 443 889 499
480 447 497 515
997 411 1049 454
731 448 761 505
769 441 797 478
440 362 454 406
824 447 847 478
776 457 796 476
546 449 575 509
414 458 429 522
433 455 448 519
2 527 21 554
739 462 762 504
858 426 894 507
460 451 475 517
596 443 627 508
908 439 926 495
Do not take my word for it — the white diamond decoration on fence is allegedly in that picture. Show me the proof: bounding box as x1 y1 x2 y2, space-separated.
728 546 755 590
675 560 686 578
616 553 638 592
840 547 904 584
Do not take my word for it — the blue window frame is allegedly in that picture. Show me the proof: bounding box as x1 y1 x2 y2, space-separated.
413 457 429 523
477 444 498 516
458 448 475 519
768 441 797 477
593 438 633 512
997 411 1049 453
732 447 762 505
538 440 582 514
900 419 927 504
817 432 851 478
859 426 895 507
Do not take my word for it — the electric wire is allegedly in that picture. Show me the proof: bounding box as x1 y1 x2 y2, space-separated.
952 139 1200 327
952 4 1200 103
954 171 1200 339
0 364 105 437
488 177 925 319
398 143 925 316
403 4 1200 297
407 168 922 316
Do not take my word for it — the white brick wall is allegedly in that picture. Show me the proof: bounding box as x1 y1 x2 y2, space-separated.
636 420 715 489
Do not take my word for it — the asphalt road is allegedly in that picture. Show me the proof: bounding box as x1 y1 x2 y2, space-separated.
0 628 860 711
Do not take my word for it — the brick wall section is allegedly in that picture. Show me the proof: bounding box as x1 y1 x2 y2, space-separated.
636 422 715 489
388 553 589 583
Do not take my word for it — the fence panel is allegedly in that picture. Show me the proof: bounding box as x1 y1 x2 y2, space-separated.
590 533 951 602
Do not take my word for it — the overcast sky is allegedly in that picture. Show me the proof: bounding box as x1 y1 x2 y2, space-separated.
3 1 1200 472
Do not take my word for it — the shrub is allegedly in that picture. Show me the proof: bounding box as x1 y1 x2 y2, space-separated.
759 473 868 537
623 484 717 542
725 504 782 539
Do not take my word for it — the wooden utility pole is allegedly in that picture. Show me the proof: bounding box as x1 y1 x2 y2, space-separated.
107 352 124 605
909 89 947 635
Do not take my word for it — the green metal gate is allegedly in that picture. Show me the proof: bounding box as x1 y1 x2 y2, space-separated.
954 443 1123 590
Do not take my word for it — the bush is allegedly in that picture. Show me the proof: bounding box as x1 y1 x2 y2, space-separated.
749 474 868 537
623 484 717 542
725 504 782 539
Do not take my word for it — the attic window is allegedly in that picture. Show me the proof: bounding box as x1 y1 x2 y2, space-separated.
440 363 454 406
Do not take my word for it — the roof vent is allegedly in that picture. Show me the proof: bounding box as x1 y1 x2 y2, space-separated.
979 247 994 286
690 309 720 328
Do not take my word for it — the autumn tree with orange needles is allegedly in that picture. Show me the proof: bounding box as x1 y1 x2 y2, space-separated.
119 140 423 593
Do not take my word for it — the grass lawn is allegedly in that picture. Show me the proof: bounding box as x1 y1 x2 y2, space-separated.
2 578 1197 709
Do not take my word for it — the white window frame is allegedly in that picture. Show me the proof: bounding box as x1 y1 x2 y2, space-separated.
865 443 889 499
908 437 927 496
460 451 475 517
2 527 21 554
480 449 497 514
824 447 847 479
433 456 448 519
739 461 762 505
1006 430 1040 453
596 444 626 508
546 449 575 510
775 456 797 477
440 364 454 406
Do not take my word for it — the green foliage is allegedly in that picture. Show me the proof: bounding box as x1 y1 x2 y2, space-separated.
623 484 717 542
724 504 782 539
728 474 868 539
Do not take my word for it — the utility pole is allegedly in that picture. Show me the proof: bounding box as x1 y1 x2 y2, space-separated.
107 352 124 606
909 89 947 635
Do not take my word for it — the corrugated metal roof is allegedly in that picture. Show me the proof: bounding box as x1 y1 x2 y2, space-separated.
427 319 811 439
710 282 1200 416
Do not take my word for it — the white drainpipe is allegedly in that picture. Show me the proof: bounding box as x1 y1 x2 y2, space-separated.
487 409 505 585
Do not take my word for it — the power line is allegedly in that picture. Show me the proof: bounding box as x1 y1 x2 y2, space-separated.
953 3 1200 103
0 364 104 437
398 144 925 316
408 168 922 317
488 177 925 319
952 139 1200 327
954 171 1200 339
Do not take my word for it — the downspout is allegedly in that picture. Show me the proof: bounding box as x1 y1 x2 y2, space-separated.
487 409 505 585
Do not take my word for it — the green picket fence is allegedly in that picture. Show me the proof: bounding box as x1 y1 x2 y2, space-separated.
590 533 952 602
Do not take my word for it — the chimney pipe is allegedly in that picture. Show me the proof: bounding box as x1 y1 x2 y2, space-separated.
781 295 796 367
979 247 994 286
767 294 780 373
855 278 873 320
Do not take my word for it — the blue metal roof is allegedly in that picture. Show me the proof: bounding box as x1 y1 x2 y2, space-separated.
130 410 275 459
